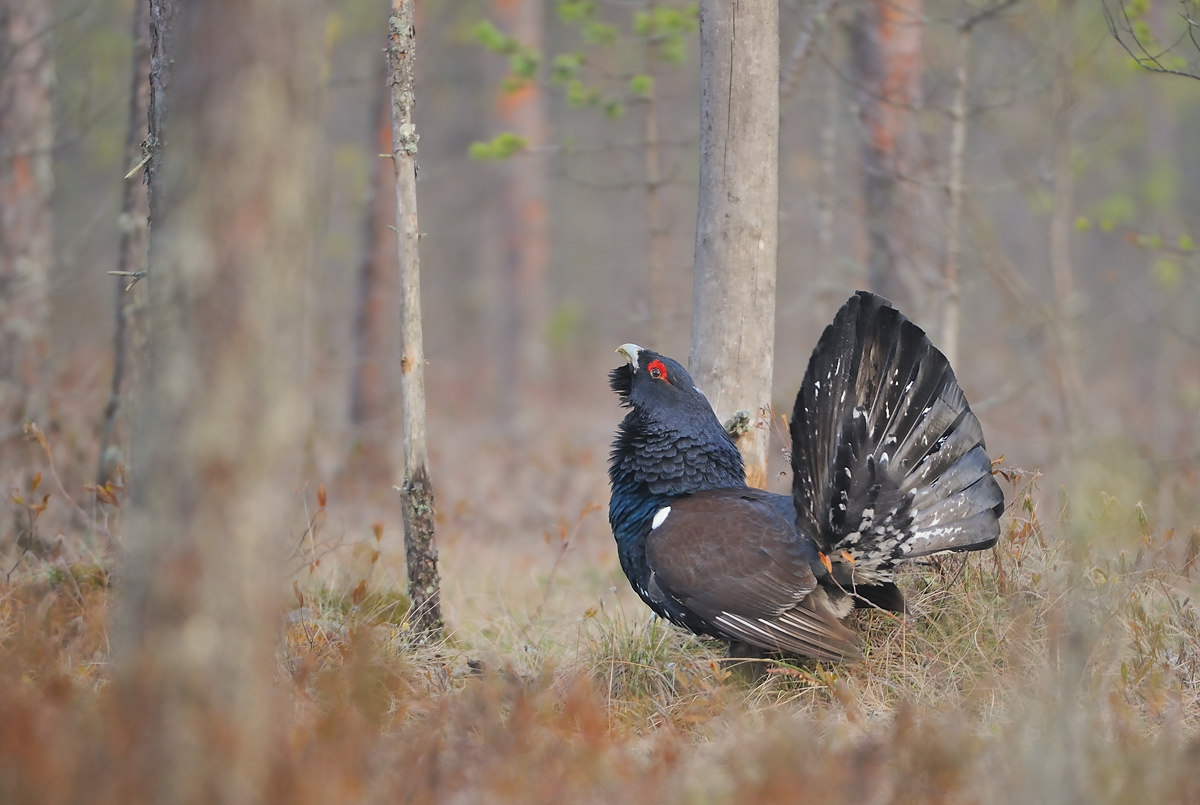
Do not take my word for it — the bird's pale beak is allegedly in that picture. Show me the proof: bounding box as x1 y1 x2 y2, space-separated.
616 343 642 370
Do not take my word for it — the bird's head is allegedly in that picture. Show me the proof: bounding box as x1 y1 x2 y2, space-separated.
608 342 745 514
609 343 721 424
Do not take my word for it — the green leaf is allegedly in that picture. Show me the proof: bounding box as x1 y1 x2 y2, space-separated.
566 79 601 107
325 11 344 50
629 73 653 98
1152 257 1181 288
1074 216 1091 232
551 52 584 84
659 35 689 65
1132 20 1153 45
471 20 516 55
509 50 540 79
1095 193 1136 226
468 132 529 161
1145 162 1177 210
557 0 596 23
583 21 619 46
501 75 531 94
676 10 700 34
603 100 625 119
634 11 651 37
1179 233 1195 252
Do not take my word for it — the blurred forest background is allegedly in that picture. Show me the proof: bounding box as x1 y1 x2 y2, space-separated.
29 0 1199 526
2 0 1200 801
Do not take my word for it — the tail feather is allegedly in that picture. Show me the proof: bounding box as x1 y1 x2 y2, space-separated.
884 379 975 478
901 423 988 507
909 457 1002 540
791 292 1003 582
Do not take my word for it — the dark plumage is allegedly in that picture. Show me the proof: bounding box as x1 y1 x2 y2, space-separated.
607 291 1004 661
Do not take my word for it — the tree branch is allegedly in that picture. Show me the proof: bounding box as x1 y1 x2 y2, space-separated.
1103 0 1200 80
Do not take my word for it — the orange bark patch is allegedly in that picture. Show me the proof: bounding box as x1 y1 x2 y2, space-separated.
523 198 547 226
9 155 34 195
497 82 537 120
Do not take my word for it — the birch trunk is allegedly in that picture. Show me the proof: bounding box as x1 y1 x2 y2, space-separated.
1049 21 1085 455
643 0 670 348
389 0 444 640
941 23 971 368
690 0 779 490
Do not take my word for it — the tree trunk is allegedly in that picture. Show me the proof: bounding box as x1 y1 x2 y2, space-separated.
98 0 151 491
643 0 670 349
492 0 549 429
940 0 1020 366
115 1 320 801
1048 7 1085 456
780 0 840 103
690 0 779 490
389 0 444 641
940 23 971 368
847 0 926 313
145 0 176 235
818 60 839 290
348 77 399 485
0 0 53 444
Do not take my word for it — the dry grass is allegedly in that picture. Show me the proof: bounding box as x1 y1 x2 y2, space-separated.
3 411 1200 803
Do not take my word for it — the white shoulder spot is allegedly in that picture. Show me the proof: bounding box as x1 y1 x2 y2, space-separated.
651 506 672 530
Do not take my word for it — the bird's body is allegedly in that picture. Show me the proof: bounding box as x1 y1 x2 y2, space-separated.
607 291 1004 661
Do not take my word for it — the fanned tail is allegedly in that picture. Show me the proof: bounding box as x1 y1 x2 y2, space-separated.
790 292 1003 599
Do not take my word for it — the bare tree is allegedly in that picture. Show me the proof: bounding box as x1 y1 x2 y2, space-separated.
389 0 444 640
0 0 53 448
847 0 927 313
690 0 779 490
115 0 320 800
1048 0 1086 454
642 0 671 349
98 0 151 489
781 0 842 101
940 0 1020 365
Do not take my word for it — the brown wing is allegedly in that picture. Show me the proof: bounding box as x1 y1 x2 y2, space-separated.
644 488 861 661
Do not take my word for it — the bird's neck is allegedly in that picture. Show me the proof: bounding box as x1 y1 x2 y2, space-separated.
607 410 746 543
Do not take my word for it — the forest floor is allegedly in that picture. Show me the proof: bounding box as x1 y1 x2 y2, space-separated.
2 380 1199 804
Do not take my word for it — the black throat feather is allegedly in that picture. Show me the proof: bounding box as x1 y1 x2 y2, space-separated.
608 405 745 540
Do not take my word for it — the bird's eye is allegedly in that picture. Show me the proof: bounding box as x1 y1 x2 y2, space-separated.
647 359 668 381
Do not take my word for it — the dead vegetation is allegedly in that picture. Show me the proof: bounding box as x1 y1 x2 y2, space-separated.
3 409 1200 804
